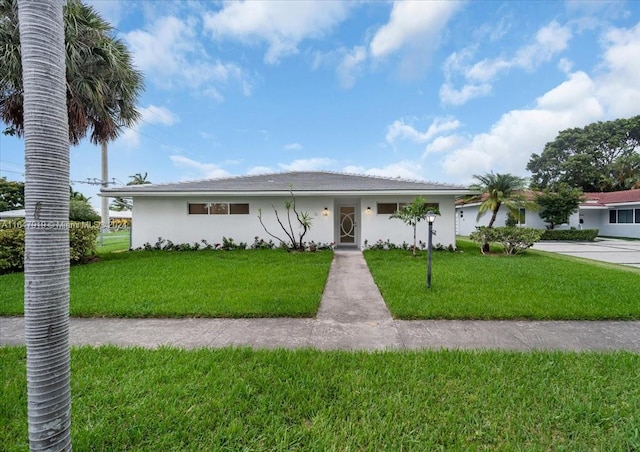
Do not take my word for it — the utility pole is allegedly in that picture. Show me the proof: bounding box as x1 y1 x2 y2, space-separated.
100 142 109 242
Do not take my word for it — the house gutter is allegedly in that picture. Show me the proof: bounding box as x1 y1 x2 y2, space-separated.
99 189 473 197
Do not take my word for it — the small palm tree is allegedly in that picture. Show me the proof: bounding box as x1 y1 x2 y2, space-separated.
127 172 151 185
470 172 532 252
470 172 529 228
390 196 436 257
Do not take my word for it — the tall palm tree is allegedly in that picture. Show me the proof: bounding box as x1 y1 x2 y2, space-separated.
1 0 143 144
1 0 144 231
17 0 72 449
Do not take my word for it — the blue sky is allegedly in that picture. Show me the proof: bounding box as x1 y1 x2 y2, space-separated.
1 0 639 206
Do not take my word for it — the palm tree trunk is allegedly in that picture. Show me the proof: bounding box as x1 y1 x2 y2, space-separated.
483 206 501 253
18 1 72 449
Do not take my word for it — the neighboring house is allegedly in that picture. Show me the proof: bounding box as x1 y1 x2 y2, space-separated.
580 190 640 239
0 208 131 222
0 208 25 219
455 190 579 236
100 171 471 249
456 188 640 239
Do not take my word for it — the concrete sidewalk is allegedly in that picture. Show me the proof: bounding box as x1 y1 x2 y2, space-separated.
2 250 639 351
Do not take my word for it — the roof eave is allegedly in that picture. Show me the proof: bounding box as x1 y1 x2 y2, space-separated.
99 189 473 197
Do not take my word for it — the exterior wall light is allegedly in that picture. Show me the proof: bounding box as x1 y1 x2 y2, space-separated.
322 207 329 216
365 206 372 215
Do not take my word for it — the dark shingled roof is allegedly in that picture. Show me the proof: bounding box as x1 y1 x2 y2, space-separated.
101 171 469 195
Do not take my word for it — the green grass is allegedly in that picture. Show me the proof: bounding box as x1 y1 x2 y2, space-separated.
2 346 639 450
364 240 640 319
96 229 130 253
0 250 333 318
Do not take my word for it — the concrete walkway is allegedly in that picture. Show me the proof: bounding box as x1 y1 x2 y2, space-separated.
2 250 639 351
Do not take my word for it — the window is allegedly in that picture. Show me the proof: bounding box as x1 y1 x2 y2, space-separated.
189 202 250 215
377 203 397 214
210 203 229 215
518 208 526 224
188 203 208 215
636 209 640 224
618 209 633 224
609 210 617 224
377 202 440 215
229 203 249 215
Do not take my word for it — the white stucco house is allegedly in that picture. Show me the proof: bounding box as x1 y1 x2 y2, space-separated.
455 191 577 236
100 171 471 249
455 189 640 239
580 189 640 239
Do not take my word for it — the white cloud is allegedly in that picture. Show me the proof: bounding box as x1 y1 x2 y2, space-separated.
124 16 251 99
203 1 351 64
386 117 461 145
342 161 424 181
424 135 467 155
246 166 275 175
439 83 492 106
284 143 303 151
441 71 604 182
466 58 511 83
514 21 572 70
278 158 336 171
337 46 367 89
440 21 573 105
120 105 179 147
369 1 462 59
169 155 231 179
596 22 640 117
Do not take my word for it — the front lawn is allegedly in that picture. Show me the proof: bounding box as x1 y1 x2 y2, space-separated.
2 346 638 450
0 249 333 318
364 240 640 319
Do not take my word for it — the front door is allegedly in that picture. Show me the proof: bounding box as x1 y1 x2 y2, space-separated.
339 206 356 246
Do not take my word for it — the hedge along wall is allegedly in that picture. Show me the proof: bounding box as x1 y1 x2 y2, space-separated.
0 220 99 274
540 229 599 241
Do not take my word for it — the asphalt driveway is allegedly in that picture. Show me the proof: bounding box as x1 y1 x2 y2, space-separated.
533 238 640 268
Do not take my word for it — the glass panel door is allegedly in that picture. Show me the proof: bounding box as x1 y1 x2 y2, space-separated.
339 206 356 244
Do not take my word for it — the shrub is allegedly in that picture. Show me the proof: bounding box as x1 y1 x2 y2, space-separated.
470 227 543 255
69 199 101 222
0 221 98 273
69 224 99 262
0 224 24 273
251 236 276 250
540 229 599 241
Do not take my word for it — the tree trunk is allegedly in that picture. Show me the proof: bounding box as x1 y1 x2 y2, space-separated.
483 205 500 253
18 0 72 450
412 223 417 257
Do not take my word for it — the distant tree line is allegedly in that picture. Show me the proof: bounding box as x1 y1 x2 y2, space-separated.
527 115 640 192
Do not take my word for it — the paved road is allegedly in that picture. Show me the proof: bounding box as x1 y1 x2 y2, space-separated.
2 250 639 351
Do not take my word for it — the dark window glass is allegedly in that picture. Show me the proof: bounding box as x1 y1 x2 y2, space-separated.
609 210 617 223
210 203 229 215
230 203 249 214
618 209 633 223
635 209 640 224
188 203 208 214
377 203 397 214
